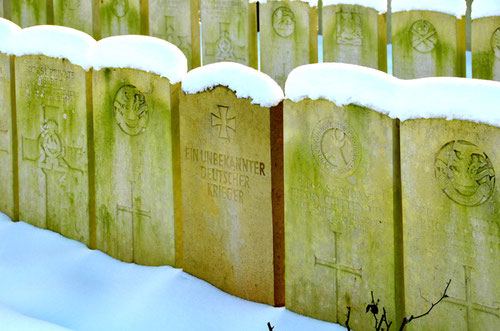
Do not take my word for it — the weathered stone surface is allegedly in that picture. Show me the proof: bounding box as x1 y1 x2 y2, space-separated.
180 86 283 306
149 0 200 70
54 0 93 35
93 68 178 267
392 11 466 79
11 0 47 28
99 0 140 38
260 1 317 88
323 4 387 71
472 16 500 81
200 0 257 68
16 55 90 244
284 98 398 330
0 1 3 17
401 119 500 331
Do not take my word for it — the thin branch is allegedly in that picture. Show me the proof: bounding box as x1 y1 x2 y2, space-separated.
267 322 274 331
345 307 351 331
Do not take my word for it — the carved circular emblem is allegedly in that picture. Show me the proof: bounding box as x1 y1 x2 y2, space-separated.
112 0 129 18
311 118 361 176
272 7 295 37
491 27 500 59
410 20 438 53
113 85 149 136
435 140 495 207
216 31 234 59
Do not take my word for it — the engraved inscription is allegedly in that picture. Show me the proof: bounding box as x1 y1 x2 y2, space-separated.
410 20 437 53
491 27 500 60
112 0 129 18
156 16 191 57
113 85 149 136
312 117 361 177
211 105 235 140
336 12 362 46
435 140 495 207
272 6 295 38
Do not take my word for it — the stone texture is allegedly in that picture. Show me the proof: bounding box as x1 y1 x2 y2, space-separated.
180 86 284 306
149 0 200 70
322 4 387 71
284 98 399 330
392 11 466 79
54 0 93 35
15 55 90 244
472 16 500 81
99 0 140 38
260 1 317 88
0 0 3 17
93 68 178 267
200 0 257 68
11 0 47 28
401 119 500 331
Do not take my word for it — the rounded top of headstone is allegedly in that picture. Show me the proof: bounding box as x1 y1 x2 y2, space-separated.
322 0 387 13
472 0 500 20
90 35 187 84
255 0 318 7
0 18 21 54
182 62 284 108
10 25 96 70
392 0 466 18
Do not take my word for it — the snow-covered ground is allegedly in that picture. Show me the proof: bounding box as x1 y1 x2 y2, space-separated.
0 213 345 331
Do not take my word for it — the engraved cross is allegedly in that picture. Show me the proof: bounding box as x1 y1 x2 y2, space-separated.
211 105 235 140
0 129 9 153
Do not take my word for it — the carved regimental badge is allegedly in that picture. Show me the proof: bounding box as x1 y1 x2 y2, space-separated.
113 85 149 136
312 118 361 176
435 140 495 207
410 20 437 53
38 120 69 172
336 12 362 46
491 28 500 59
272 7 295 38
112 0 129 18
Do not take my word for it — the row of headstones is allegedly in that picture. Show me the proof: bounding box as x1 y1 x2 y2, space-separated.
2 0 500 84
1 19 499 331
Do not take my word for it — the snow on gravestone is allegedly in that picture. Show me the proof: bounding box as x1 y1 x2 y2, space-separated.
259 0 317 89
322 0 387 72
0 19 20 220
149 0 200 70
91 36 187 266
391 0 466 79
54 0 93 36
99 0 140 38
180 63 284 306
284 64 399 330
200 0 257 68
471 0 500 81
11 0 47 28
400 80 500 331
12 26 95 244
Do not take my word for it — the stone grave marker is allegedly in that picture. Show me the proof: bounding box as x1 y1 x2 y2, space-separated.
11 0 47 28
91 36 187 266
180 62 284 306
471 1 500 81
322 1 387 71
0 19 20 220
200 0 257 68
149 0 200 70
13 26 95 245
99 0 140 38
400 79 500 330
391 1 467 79
0 0 3 18
284 64 399 330
260 0 318 88
54 0 93 35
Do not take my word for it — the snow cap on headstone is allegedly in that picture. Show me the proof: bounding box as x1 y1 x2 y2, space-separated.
9 25 96 70
90 35 187 84
182 62 284 108
254 0 318 7
322 0 387 13
0 18 21 55
471 0 500 20
392 0 467 18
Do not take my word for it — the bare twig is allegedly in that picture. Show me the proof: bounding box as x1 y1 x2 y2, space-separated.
346 307 351 331
267 322 274 331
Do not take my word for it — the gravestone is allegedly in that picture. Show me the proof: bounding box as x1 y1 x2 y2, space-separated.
91 36 187 266
392 1 467 79
180 62 284 306
11 0 47 28
149 0 200 69
13 26 95 245
54 0 93 35
0 0 3 17
99 0 140 38
0 19 20 220
322 1 387 71
471 2 500 81
284 64 399 330
260 0 317 88
200 0 257 68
